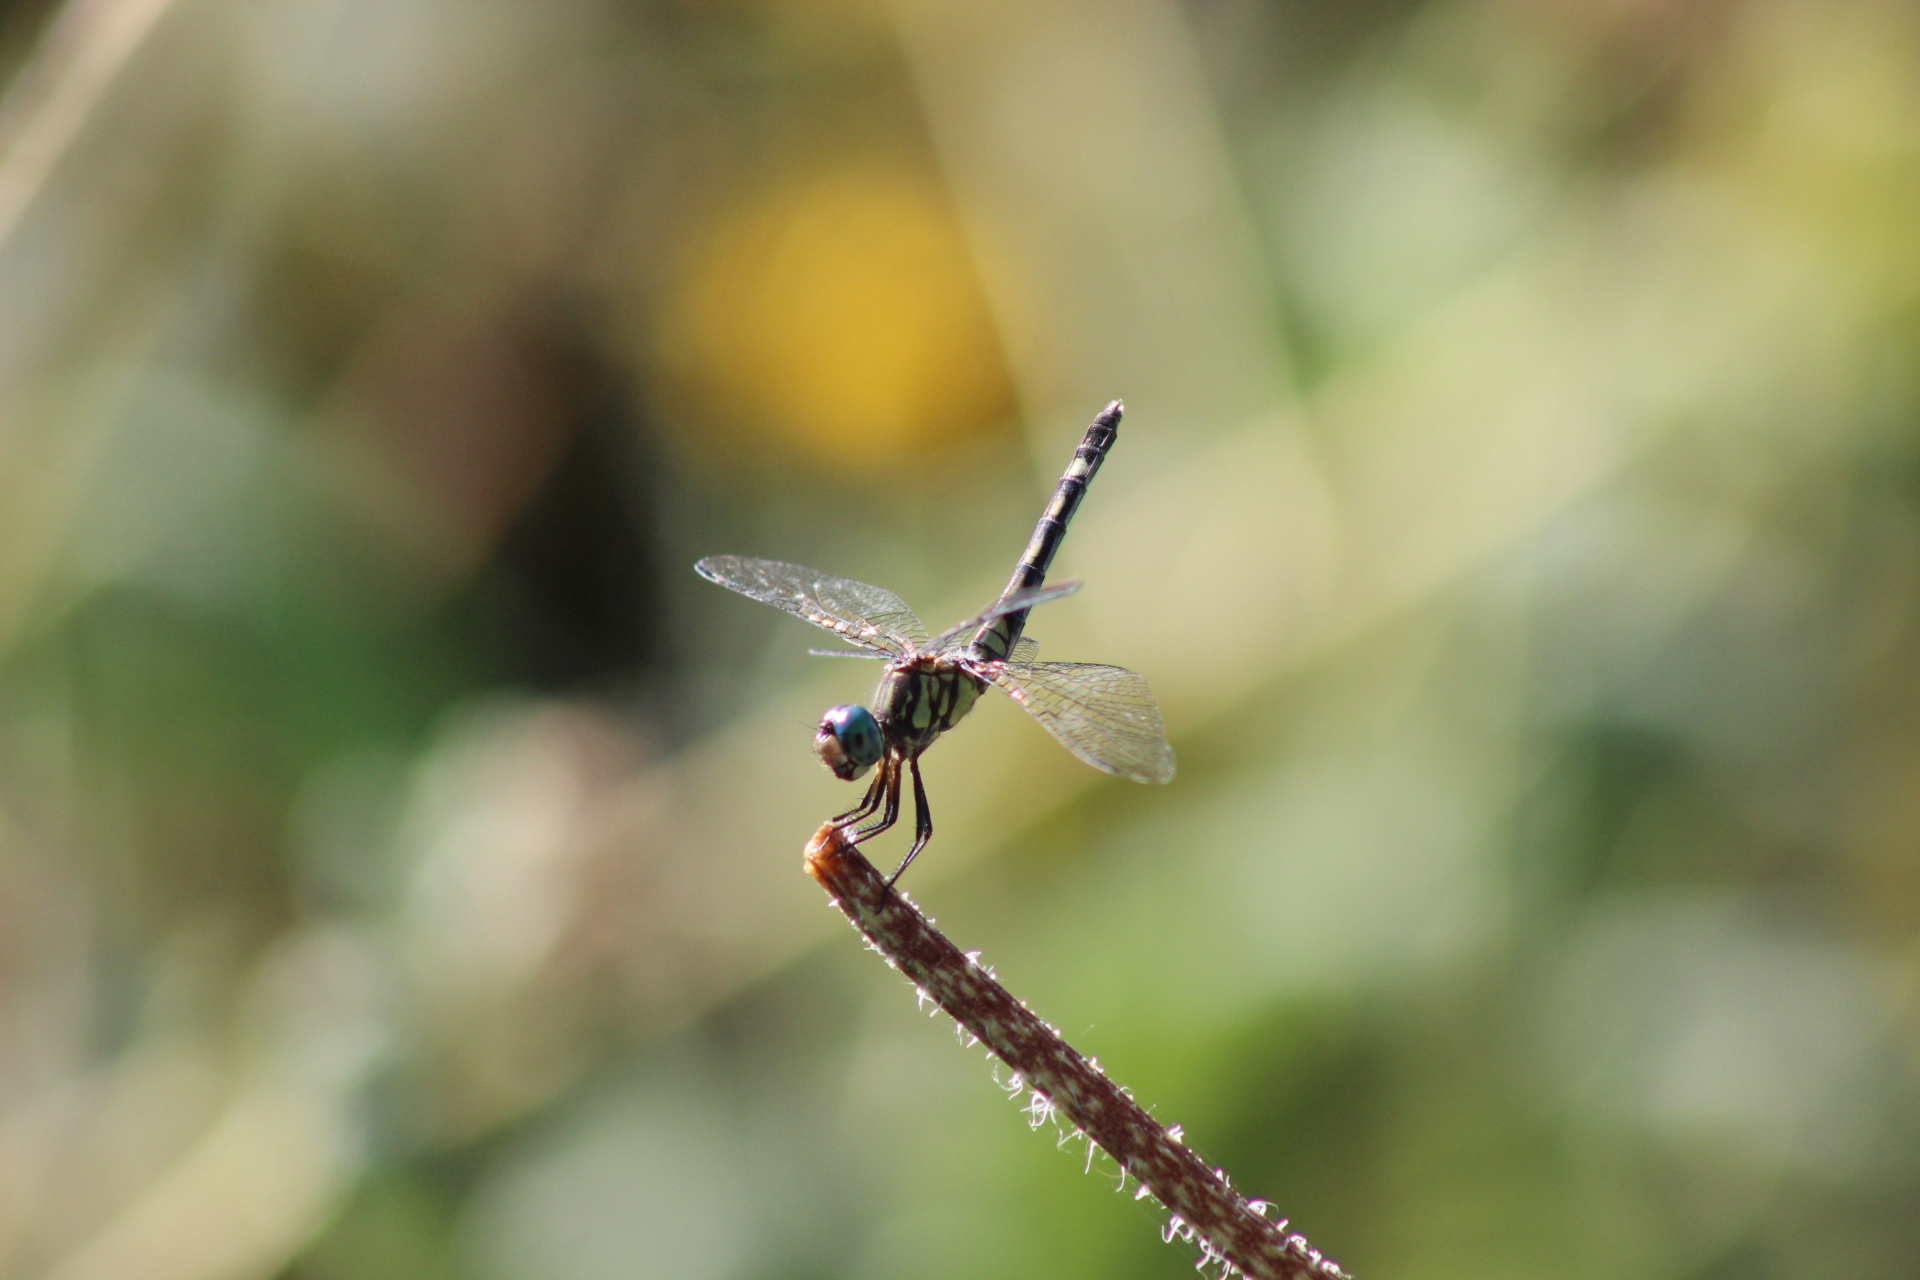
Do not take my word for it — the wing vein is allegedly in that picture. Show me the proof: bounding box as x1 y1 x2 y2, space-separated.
982 660 1175 783
695 556 928 654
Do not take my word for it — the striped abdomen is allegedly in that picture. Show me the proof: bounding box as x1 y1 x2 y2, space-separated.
970 401 1122 661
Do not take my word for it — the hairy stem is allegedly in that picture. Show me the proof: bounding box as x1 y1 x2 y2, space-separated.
805 823 1347 1280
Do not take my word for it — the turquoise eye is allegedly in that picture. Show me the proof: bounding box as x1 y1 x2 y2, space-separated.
815 705 883 780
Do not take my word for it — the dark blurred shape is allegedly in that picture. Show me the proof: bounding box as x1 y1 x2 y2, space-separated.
455 304 667 693
0 0 61 84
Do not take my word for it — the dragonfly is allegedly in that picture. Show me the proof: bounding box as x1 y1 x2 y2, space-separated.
695 400 1174 884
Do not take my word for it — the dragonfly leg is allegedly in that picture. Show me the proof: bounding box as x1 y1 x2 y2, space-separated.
832 765 888 828
885 755 933 888
850 755 901 844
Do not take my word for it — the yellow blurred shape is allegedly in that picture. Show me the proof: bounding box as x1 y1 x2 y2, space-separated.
656 167 1015 471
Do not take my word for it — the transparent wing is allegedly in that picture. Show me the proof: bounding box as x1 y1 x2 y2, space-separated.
982 660 1176 783
928 582 1082 653
809 648 888 659
1008 636 1039 662
695 556 929 656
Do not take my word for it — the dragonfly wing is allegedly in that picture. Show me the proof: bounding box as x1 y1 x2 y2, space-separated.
983 660 1176 783
695 556 929 655
928 581 1081 653
1008 636 1039 662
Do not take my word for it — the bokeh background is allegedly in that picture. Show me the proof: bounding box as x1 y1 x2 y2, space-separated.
2 0 1918 1276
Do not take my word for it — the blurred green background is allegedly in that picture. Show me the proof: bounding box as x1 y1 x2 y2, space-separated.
2 0 1918 1277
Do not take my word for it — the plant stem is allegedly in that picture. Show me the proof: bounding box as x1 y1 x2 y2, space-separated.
805 823 1348 1280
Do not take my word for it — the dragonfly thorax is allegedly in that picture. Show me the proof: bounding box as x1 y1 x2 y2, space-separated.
873 655 985 755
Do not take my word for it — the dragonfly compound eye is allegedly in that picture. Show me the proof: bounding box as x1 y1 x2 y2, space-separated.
815 705 883 780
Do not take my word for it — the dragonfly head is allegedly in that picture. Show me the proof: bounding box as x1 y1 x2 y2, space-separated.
815 704 883 780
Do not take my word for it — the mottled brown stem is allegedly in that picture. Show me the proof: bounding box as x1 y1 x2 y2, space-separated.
805 823 1347 1280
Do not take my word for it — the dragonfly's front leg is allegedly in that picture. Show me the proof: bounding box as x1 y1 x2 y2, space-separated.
850 755 901 844
885 754 933 888
832 764 888 828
